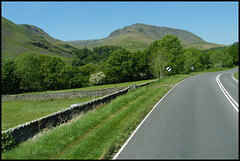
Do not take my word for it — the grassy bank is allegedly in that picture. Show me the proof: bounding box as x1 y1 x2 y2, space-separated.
233 72 238 80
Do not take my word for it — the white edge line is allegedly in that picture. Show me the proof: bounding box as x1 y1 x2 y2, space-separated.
216 74 239 112
231 73 238 83
217 74 239 107
113 77 188 159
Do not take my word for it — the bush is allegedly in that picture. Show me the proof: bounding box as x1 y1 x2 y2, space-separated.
89 71 106 86
1 132 16 152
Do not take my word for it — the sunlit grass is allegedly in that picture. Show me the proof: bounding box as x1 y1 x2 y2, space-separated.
233 72 238 80
1 97 97 131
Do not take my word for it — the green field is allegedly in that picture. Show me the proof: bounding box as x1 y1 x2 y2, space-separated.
1 97 97 131
1 79 156 131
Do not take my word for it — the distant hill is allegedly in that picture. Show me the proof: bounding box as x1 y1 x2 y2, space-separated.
67 23 225 52
1 17 78 63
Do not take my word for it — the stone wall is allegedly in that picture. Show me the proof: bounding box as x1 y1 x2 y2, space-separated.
2 87 130 143
1 80 157 144
1 87 127 102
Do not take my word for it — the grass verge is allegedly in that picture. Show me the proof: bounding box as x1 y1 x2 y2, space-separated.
233 72 238 80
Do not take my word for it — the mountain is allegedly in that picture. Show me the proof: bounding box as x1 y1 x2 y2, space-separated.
1 17 78 63
67 23 225 52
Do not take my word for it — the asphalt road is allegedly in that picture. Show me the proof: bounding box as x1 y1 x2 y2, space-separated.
114 68 238 159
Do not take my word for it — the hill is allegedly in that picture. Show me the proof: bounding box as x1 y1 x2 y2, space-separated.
67 23 225 52
1 17 78 63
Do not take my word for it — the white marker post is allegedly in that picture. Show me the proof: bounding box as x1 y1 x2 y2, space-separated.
166 67 171 72
166 67 171 77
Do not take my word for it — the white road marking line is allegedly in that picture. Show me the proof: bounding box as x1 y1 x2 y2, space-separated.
113 77 189 159
216 73 238 112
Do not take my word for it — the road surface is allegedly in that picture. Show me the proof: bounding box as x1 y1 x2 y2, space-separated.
114 68 238 159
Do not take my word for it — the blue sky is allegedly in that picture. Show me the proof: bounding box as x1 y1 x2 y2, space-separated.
1 1 239 45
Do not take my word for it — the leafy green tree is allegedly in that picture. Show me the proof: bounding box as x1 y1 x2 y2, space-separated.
93 45 122 63
149 35 183 78
58 65 83 89
227 42 239 65
208 49 233 68
39 56 65 90
15 52 43 92
182 48 206 73
1 59 20 94
79 63 98 87
131 51 152 80
103 49 132 83
71 47 93 67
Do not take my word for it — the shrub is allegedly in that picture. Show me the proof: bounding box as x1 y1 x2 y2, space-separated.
89 71 106 86
1 132 16 152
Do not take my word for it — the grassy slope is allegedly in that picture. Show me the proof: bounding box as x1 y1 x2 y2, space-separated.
1 17 76 64
233 72 238 80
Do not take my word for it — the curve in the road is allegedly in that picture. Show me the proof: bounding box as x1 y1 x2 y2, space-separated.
114 68 238 159
216 73 238 112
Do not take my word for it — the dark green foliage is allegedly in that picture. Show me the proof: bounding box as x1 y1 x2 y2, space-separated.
15 52 43 92
1 132 16 152
1 59 21 94
103 49 132 83
148 35 183 78
71 45 122 67
227 42 239 65
71 47 93 66
2 38 238 95
39 56 66 90
181 48 207 73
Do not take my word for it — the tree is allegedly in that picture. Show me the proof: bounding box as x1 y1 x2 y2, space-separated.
39 56 65 90
227 42 239 65
15 52 43 92
71 47 93 67
102 49 132 83
1 59 20 94
149 35 183 78
131 51 152 80
182 48 206 73
208 49 233 68
58 65 83 89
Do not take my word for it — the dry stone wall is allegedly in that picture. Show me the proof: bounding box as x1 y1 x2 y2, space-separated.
1 87 127 102
1 80 157 145
2 87 130 143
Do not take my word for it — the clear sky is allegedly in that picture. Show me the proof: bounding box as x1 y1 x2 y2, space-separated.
1 1 239 45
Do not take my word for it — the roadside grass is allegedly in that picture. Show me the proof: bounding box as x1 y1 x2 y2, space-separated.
233 72 238 80
1 97 97 131
2 67 237 159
